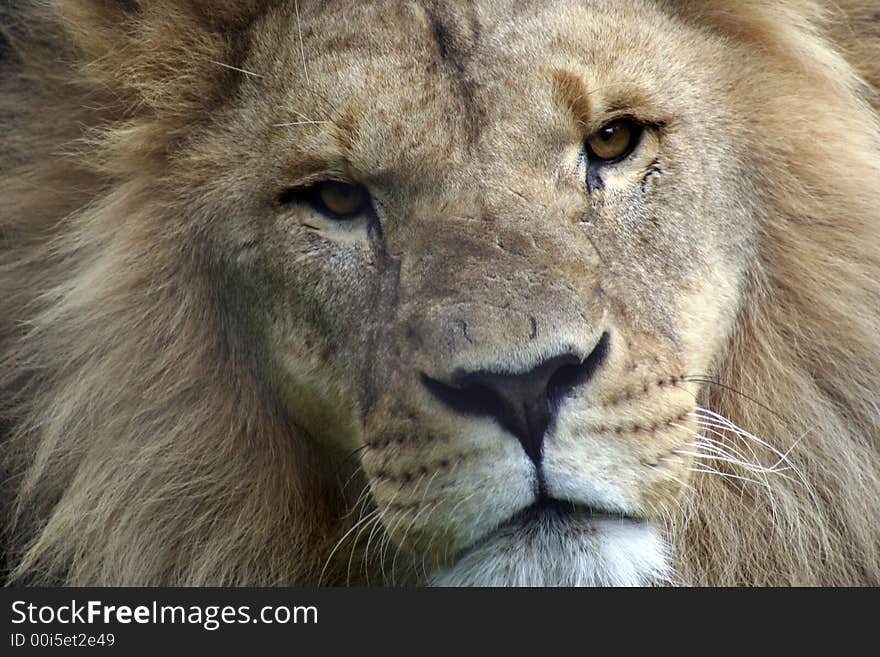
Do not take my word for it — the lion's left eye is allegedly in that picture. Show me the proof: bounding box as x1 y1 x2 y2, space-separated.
585 119 643 163
279 180 372 220
314 181 369 218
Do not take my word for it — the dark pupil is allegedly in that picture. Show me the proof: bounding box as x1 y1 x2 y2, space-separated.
600 127 616 142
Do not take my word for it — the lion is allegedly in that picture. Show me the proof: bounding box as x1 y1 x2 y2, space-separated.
1 0 878 587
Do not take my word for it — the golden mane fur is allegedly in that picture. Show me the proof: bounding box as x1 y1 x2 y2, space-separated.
1 0 878 585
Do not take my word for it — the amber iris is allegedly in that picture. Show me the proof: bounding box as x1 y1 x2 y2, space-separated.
586 119 639 162
315 181 369 218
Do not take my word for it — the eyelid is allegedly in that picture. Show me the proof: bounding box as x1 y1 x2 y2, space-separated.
592 103 671 129
276 172 354 202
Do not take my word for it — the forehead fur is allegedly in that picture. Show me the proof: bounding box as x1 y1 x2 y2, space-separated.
11 0 850 177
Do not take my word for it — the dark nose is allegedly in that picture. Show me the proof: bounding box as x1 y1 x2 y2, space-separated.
423 333 609 465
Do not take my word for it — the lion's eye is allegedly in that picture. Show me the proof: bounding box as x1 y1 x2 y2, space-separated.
280 181 372 220
585 119 642 163
313 181 370 219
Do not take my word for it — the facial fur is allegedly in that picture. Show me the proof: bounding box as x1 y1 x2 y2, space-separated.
1 0 879 586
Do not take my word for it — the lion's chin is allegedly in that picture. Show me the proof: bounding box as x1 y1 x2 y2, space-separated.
428 505 671 587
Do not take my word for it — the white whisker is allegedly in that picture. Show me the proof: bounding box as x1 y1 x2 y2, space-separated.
379 474 432 580
688 465 773 488
319 507 380 586
691 407 815 495
272 120 328 127
294 0 311 86
209 60 263 78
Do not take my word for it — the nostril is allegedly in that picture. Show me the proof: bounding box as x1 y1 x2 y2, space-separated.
422 332 610 465
420 374 505 423
546 332 609 410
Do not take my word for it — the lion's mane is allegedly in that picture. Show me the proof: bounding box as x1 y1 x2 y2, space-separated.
1 0 878 585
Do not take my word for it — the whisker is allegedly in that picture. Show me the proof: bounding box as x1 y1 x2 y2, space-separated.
677 425 799 500
391 498 439 586
362 485 404 586
348 513 384 586
652 465 694 493
694 421 774 481
341 480 373 520
692 407 812 485
336 446 368 494
691 409 800 466
686 405 822 521
679 447 795 479
272 119 329 127
679 425 782 519
293 0 310 86
379 473 432 579
685 428 766 472
209 60 263 79
319 507 380 586
688 464 774 488
685 375 793 426
684 428 792 475
393 469 442 581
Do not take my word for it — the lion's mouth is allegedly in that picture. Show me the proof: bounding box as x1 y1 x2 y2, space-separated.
512 498 638 525
457 497 642 559
431 498 665 587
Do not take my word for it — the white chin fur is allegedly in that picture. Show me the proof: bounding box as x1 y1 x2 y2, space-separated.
429 515 671 587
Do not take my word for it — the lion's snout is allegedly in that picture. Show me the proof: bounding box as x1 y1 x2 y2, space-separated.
421 333 609 465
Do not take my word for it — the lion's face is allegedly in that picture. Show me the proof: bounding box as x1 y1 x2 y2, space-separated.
183 0 756 585
5 0 880 588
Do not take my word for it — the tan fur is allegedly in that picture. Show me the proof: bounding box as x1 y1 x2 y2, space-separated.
1 0 878 585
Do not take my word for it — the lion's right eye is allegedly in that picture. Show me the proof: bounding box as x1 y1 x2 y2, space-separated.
314 181 370 218
279 181 372 220
585 119 643 164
